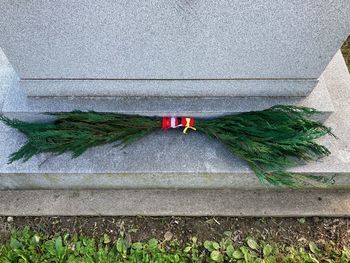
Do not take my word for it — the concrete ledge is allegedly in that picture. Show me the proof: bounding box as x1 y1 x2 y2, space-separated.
0 48 334 121
1 189 350 216
2 76 334 120
0 126 347 190
22 78 317 97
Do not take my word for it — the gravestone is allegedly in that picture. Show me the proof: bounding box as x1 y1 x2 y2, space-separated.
0 1 349 101
0 1 350 209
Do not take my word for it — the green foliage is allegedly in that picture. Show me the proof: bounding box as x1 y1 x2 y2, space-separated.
1 227 350 263
196 105 335 187
0 105 334 187
0 112 160 163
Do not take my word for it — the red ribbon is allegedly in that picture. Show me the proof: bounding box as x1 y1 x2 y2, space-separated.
162 117 171 129
161 117 195 131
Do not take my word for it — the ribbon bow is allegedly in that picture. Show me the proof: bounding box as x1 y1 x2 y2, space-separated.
161 117 196 134
182 117 196 134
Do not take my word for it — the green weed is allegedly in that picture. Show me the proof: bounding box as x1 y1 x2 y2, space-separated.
0 227 349 262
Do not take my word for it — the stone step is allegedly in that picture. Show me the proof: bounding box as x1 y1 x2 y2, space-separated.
0 49 334 122
21 78 318 97
0 118 346 190
1 189 350 216
1 74 334 122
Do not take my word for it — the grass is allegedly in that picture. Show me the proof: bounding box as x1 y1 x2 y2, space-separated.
341 36 350 71
1 227 350 263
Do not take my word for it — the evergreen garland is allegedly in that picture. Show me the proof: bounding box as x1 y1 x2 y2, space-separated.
0 105 335 187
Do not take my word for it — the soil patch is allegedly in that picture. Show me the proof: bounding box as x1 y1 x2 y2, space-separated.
1 216 349 248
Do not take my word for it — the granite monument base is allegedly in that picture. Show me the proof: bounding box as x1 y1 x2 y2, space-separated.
0 51 349 192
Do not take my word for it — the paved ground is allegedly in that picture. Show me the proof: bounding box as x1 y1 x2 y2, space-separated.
1 189 350 217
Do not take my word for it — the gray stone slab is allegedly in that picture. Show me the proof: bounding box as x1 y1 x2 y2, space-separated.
0 47 334 120
0 1 349 80
1 75 334 120
22 79 318 97
0 122 346 190
0 49 17 110
1 189 350 216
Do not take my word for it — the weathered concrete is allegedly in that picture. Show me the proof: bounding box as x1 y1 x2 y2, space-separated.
0 51 348 190
1 189 350 216
1 1 349 97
